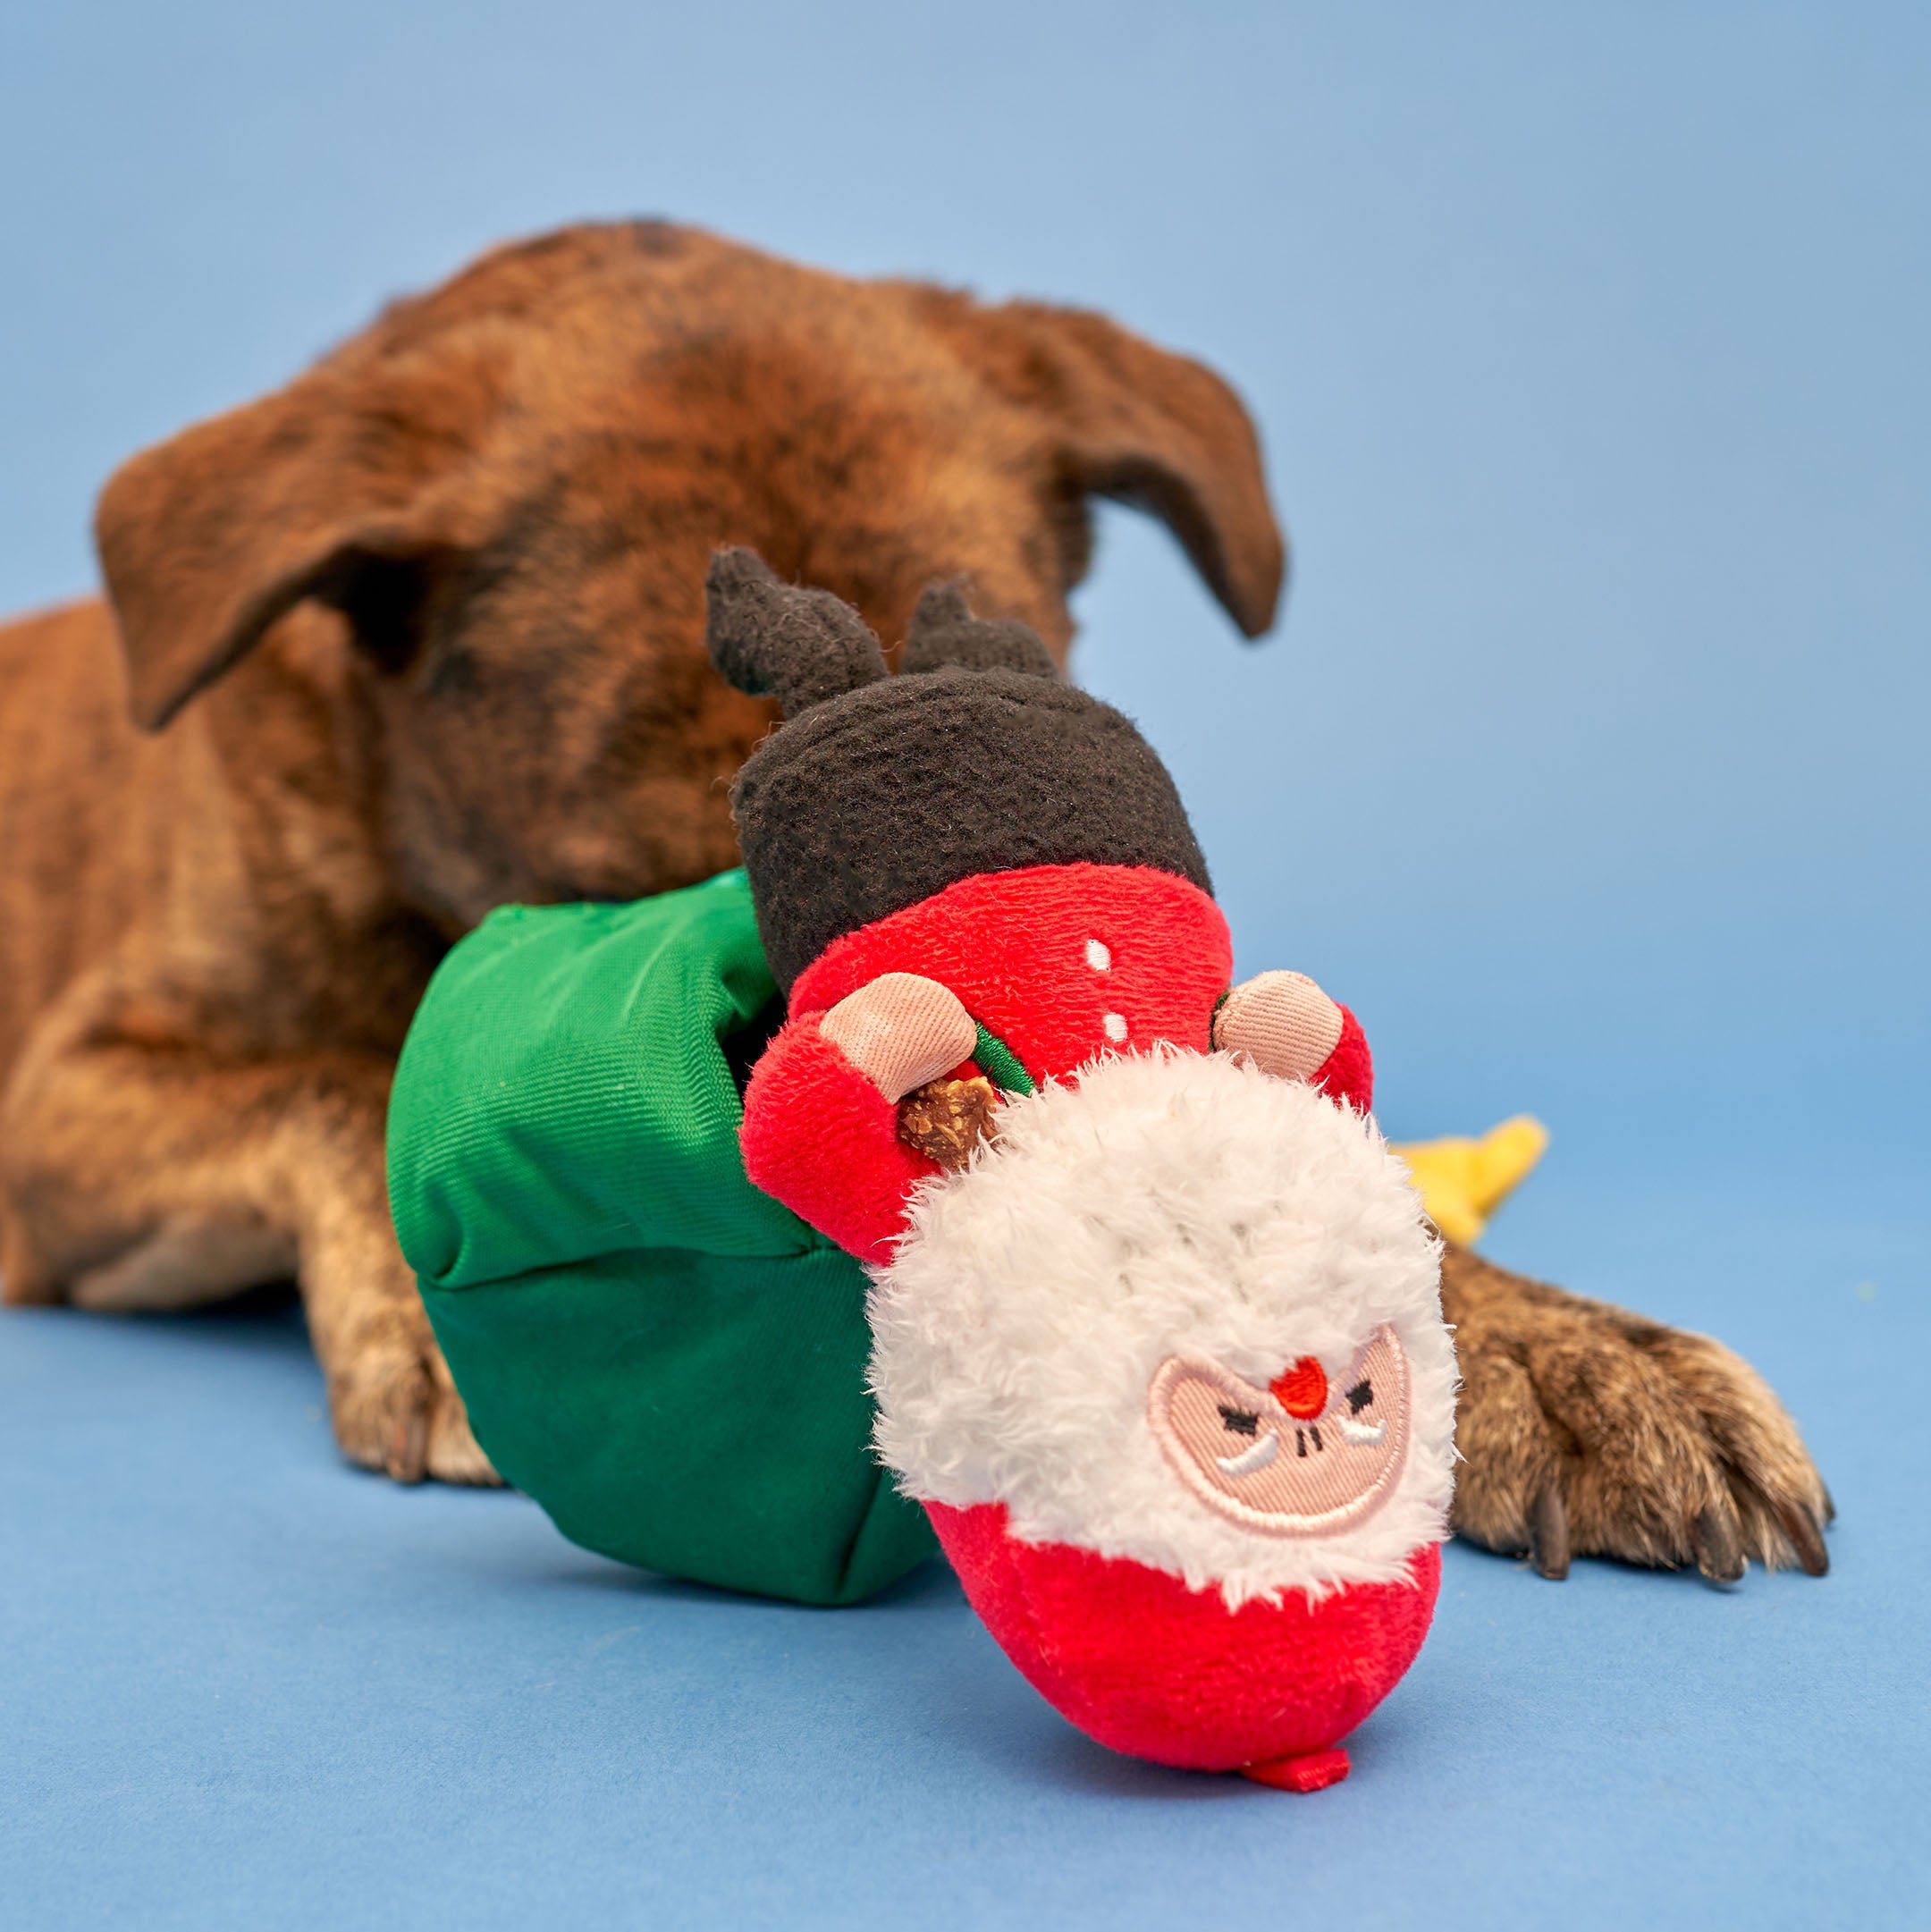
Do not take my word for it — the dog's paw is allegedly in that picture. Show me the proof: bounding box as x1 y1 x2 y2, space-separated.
326 1320 501 1486
1442 1246 1831 1583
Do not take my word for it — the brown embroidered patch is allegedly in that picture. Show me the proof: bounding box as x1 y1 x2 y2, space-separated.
898 1075 999 1170
1147 1327 1412 1536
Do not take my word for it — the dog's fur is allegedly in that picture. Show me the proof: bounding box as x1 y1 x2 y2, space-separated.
0 219 1829 1577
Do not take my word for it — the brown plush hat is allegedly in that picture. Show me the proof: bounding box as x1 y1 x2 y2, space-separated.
706 549 1210 993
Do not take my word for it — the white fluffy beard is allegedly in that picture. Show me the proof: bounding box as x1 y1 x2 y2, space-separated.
867 1049 1456 1607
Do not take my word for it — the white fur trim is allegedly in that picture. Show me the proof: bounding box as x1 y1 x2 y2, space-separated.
867 1049 1455 1607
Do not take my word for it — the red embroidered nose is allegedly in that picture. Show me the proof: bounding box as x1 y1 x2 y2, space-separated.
1271 1356 1328 1420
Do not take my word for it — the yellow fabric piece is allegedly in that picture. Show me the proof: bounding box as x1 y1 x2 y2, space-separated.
1390 1116 1549 1246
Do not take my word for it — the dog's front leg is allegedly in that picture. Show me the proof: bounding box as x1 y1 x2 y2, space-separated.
1 1033 496 1484
1441 1244 1829 1582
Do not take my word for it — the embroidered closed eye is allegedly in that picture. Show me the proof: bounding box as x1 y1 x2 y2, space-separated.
1217 1430 1281 1478
1218 1405 1260 1438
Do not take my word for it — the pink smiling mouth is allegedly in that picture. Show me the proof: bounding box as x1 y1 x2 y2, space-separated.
1147 1325 1412 1536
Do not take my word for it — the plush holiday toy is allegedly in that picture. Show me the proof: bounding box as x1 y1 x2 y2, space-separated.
704 551 1456 1792
389 553 1473 1791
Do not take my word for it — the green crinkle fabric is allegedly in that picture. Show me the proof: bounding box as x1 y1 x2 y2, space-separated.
387 868 937 1607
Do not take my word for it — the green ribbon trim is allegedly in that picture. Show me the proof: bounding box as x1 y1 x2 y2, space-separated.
972 1022 1036 1097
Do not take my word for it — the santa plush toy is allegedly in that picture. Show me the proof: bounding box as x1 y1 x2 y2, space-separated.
710 552 1455 1792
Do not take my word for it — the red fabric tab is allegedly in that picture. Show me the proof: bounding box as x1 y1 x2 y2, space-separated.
1240 1747 1351 1793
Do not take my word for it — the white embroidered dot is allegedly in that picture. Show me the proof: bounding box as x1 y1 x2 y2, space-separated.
1102 1011 1129 1043
1085 938 1113 973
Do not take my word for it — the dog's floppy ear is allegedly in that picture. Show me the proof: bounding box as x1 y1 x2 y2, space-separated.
94 342 507 730
913 294 1286 639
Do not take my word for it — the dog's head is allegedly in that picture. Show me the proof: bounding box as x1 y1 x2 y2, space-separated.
94 221 1284 929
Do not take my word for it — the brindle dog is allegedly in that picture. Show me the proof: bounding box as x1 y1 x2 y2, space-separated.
0 220 1828 1583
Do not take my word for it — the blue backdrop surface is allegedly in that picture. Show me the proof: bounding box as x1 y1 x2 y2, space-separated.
1 4 1925 1928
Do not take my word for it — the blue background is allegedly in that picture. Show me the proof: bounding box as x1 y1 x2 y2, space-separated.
1 4 1924 1928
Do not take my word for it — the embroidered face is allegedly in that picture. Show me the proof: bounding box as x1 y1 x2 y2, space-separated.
1148 1327 1411 1536
868 1049 1456 1607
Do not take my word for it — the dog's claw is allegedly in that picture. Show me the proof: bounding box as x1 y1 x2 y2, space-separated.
387 1399 431 1484
331 1331 501 1487
1692 1505 1746 1585
1778 1500 1831 1577
1528 1481 1571 1580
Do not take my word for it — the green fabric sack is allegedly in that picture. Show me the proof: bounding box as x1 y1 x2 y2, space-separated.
386 868 937 1606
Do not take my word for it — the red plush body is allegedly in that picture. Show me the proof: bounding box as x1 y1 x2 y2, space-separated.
932 1504 1441 1774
